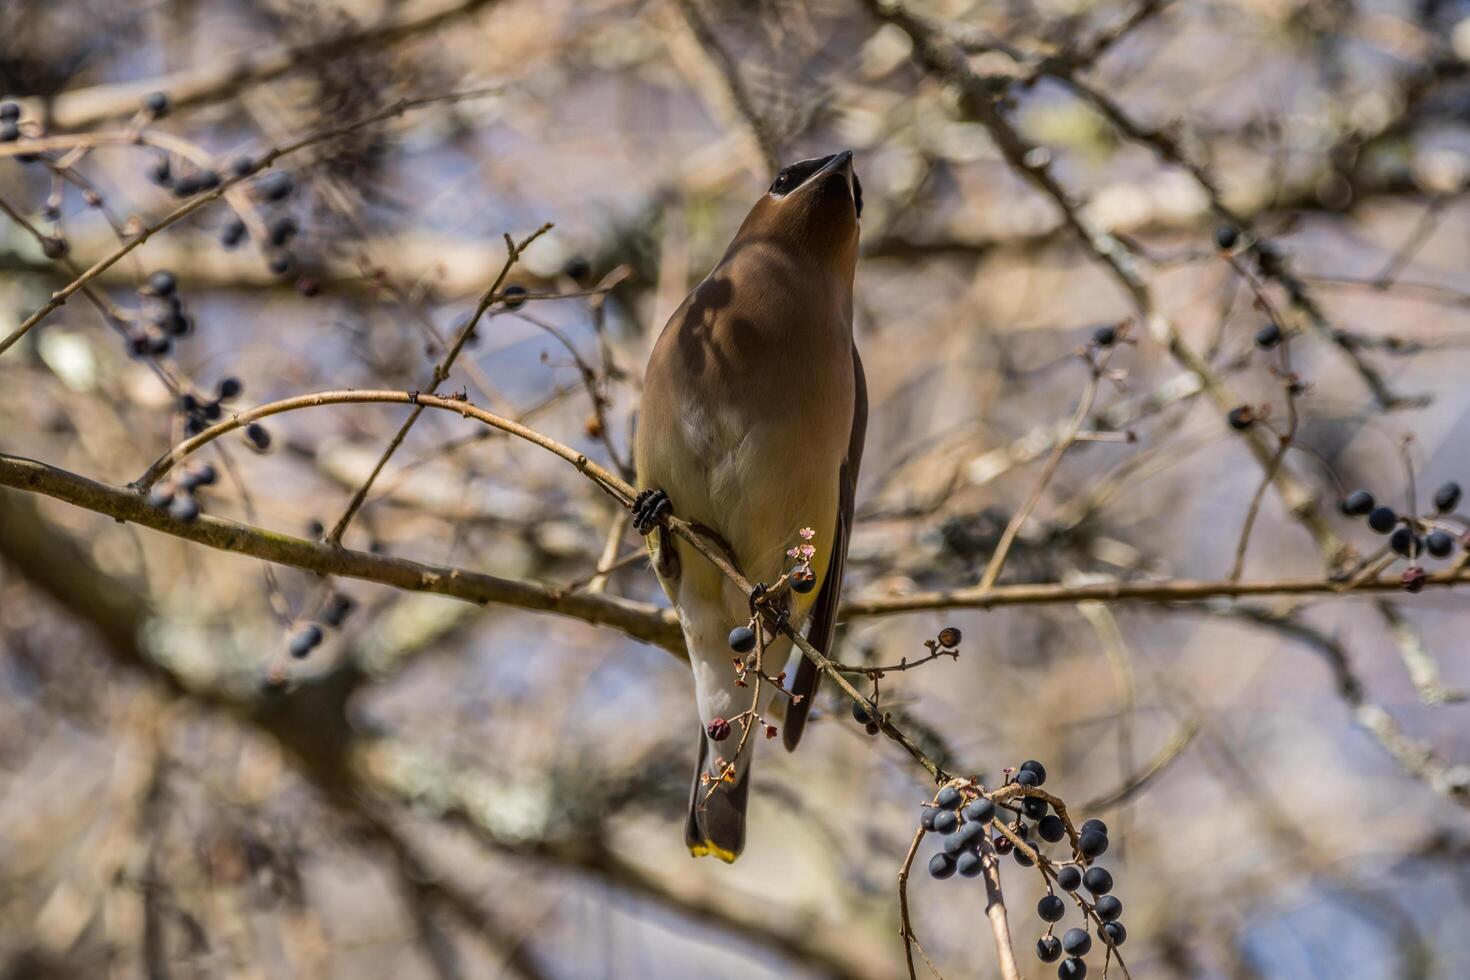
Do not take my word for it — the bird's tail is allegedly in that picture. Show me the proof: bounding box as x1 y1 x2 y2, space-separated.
684 725 750 863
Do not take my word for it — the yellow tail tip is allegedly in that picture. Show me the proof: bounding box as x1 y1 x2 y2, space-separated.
688 841 739 864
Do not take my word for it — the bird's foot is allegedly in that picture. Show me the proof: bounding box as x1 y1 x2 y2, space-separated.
748 583 790 633
631 488 672 535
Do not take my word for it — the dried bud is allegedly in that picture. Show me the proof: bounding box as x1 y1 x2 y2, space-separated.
584 413 604 438
1402 565 1427 594
938 626 962 649
764 724 777 739
706 717 732 741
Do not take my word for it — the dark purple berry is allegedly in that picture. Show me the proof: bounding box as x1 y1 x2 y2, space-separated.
790 568 816 593
1037 936 1062 962
217 377 242 400
1255 322 1282 349
963 798 995 824
1095 895 1122 922
168 494 199 522
231 156 255 177
1227 406 1254 431
147 270 177 295
0 102 18 122
1390 527 1421 558
1092 325 1117 347
706 717 731 741
267 215 298 247
1078 830 1108 859
146 485 174 508
257 171 293 201
1019 759 1047 785
1215 225 1239 250
1083 866 1113 895
1101 921 1127 947
323 593 354 627
956 850 983 878
563 255 591 281
1056 865 1082 891
1038 895 1065 922
928 853 956 880
1015 768 1039 788
1427 530 1454 558
144 92 170 117
149 158 172 185
1062 928 1091 956
920 807 938 831
1367 506 1398 534
932 809 959 835
936 786 962 810
1059 957 1087 980
1434 481 1462 513
993 833 1014 856
1340 490 1374 517
502 285 527 309
221 217 247 248
1013 845 1035 867
288 624 323 659
728 626 756 653
1022 796 1049 820
1038 815 1066 842
245 422 271 450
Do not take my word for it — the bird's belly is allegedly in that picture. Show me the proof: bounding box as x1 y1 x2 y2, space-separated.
666 399 844 588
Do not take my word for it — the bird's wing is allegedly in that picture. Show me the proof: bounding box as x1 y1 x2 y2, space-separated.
783 343 867 751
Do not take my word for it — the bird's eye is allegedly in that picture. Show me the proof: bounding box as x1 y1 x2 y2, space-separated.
770 172 790 194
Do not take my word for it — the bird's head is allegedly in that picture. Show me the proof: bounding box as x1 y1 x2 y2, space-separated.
736 150 862 273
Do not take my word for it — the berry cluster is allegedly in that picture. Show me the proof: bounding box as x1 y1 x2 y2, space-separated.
921 762 1126 979
146 462 217 523
1339 480 1465 591
128 270 193 359
286 592 354 659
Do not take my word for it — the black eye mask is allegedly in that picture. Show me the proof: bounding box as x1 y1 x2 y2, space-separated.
769 154 863 218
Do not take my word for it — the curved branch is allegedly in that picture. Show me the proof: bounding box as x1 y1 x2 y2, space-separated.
1 452 683 653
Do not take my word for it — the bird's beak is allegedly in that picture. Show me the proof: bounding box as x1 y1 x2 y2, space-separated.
816 149 856 199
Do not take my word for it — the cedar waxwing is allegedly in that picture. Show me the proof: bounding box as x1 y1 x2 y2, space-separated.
633 151 867 862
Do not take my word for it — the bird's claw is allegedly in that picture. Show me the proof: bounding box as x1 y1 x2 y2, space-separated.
632 488 672 535
748 583 790 632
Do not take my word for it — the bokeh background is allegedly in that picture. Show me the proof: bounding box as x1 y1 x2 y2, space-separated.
3 0 1470 977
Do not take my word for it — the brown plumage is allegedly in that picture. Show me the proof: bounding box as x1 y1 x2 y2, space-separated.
633 151 866 861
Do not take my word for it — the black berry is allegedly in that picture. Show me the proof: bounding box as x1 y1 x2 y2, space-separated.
1078 830 1108 859
1427 530 1454 558
1227 406 1254 431
258 171 294 202
147 270 177 295
1094 895 1122 922
932 809 959 835
1059 957 1087 980
1367 506 1398 534
1083 866 1113 895
1015 769 1039 787
1038 895 1065 922
1215 225 1239 250
1255 322 1282 349
790 568 816 593
1022 796 1049 820
920 807 938 831
168 494 199 522
936 786 962 810
1340 490 1374 517
0 102 18 122
1434 481 1462 513
149 158 172 185
851 699 874 724
221 217 247 248
928 853 956 880
245 422 271 450
1038 815 1066 842
1019 760 1047 785
1390 527 1420 558
728 626 756 653
288 624 323 659
963 798 995 824
563 255 591 281
323 593 354 627
1056 865 1082 891
1101 921 1127 947
1062 928 1092 956
217 377 243 400
502 285 528 309
1037 936 1062 963
144 92 170 117
1092 325 1117 347
956 850 983 877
